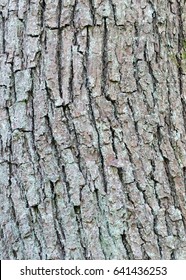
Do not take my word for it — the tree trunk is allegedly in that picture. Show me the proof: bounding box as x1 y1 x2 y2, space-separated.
0 0 186 260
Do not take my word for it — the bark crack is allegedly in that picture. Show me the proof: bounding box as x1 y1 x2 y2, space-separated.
156 125 182 212
84 26 108 193
57 0 63 99
74 205 87 259
121 229 134 260
88 0 96 26
101 17 108 98
176 0 186 132
49 181 66 259
0 11 6 53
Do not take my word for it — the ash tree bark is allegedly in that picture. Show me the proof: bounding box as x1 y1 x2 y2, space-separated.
0 0 186 260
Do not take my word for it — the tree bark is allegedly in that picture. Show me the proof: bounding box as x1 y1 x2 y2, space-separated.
0 0 186 260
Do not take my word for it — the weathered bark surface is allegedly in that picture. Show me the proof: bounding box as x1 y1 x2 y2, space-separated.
0 0 186 260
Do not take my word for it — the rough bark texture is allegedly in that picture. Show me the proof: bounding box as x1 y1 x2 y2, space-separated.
0 0 186 260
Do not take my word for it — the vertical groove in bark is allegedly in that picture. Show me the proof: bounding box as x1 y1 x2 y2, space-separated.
1 0 186 260
85 26 108 194
57 0 63 99
177 0 186 131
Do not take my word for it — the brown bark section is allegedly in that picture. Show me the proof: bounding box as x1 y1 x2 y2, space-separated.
0 0 186 259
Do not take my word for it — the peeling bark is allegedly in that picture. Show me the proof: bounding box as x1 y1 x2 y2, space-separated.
0 0 186 260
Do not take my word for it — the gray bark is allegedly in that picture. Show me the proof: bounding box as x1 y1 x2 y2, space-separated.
0 0 186 260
